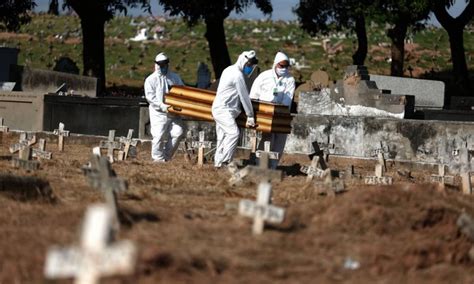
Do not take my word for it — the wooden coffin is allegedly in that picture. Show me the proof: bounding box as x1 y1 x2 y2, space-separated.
166 86 293 133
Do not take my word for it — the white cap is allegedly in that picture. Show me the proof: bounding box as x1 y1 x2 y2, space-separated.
155 52 168 63
274 51 290 65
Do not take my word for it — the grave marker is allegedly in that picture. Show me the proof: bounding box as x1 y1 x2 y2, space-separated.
301 156 326 182
53 122 70 152
371 142 389 171
238 182 285 235
99 130 122 163
228 162 282 186
312 170 345 197
118 129 137 161
44 204 136 284
32 139 52 160
429 164 454 187
255 141 279 169
308 140 331 166
9 132 36 153
191 131 212 167
364 163 393 185
461 172 473 195
11 146 39 171
0 117 8 146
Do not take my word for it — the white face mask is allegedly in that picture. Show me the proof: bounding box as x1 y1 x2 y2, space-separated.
275 67 288 77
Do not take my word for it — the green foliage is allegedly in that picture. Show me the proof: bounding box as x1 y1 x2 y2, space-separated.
0 0 36 31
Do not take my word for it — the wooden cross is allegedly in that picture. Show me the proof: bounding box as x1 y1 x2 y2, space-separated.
249 129 258 153
430 164 454 187
312 170 345 197
118 129 138 161
308 140 329 168
9 132 36 154
191 131 212 166
99 130 122 163
0 118 8 146
255 141 279 169
32 139 52 160
461 172 473 195
371 141 389 171
300 156 326 182
11 146 39 171
364 163 393 185
86 155 128 231
53 122 70 152
238 181 285 235
44 204 136 284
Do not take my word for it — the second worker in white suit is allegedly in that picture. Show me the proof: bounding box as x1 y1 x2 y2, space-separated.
212 50 259 168
144 52 185 162
250 51 295 169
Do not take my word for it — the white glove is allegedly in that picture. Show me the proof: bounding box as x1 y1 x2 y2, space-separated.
246 117 256 127
160 104 170 112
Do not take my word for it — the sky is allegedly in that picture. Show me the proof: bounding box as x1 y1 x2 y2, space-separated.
33 0 468 26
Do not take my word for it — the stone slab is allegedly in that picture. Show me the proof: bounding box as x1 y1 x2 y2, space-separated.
0 91 44 131
370 74 445 110
10 65 97 97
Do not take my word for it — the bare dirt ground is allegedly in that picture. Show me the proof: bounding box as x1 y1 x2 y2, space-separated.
0 131 474 284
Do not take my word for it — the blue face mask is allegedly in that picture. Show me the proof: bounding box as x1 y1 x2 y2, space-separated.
243 66 253 75
160 66 168 75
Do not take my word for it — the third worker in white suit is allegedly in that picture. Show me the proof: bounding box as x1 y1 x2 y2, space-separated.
250 51 295 169
144 52 184 162
212 50 259 168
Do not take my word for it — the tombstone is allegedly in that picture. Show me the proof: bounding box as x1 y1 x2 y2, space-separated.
312 170 345 197
191 131 212 167
53 57 80 75
196 62 211 89
238 182 285 235
32 139 52 160
369 74 445 110
11 146 39 171
99 130 122 163
44 204 136 284
9 132 36 154
430 164 454 187
53 122 70 152
364 163 393 185
255 141 279 170
300 156 326 182
118 129 137 161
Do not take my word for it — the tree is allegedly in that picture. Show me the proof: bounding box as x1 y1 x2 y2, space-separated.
0 0 36 31
48 0 59 15
64 0 151 95
295 0 374 65
433 0 474 94
375 0 431 76
158 0 272 79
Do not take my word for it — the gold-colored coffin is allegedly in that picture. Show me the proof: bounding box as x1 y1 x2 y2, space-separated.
165 86 292 133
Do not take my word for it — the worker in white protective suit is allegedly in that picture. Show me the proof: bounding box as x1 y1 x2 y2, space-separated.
144 52 185 162
250 51 295 169
212 50 259 168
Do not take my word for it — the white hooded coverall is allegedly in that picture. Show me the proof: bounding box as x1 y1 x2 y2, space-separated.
212 51 256 167
144 65 184 162
249 52 295 169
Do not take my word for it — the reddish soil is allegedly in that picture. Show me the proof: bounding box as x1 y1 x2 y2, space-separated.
0 131 473 283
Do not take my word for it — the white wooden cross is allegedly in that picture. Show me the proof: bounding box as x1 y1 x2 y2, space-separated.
255 141 279 169
461 172 473 195
371 141 389 171
11 146 39 171
44 204 136 284
32 139 52 160
364 163 393 185
118 129 138 161
99 130 122 163
191 131 213 167
53 122 70 152
430 164 454 187
238 182 285 235
300 156 326 182
9 132 36 153
86 154 128 230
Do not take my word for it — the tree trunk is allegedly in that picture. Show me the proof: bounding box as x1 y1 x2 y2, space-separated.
80 16 106 95
48 0 59 15
447 27 470 91
387 22 407 76
204 16 231 79
352 15 367 65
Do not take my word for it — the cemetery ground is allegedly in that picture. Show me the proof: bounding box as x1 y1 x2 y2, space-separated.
1 132 474 283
